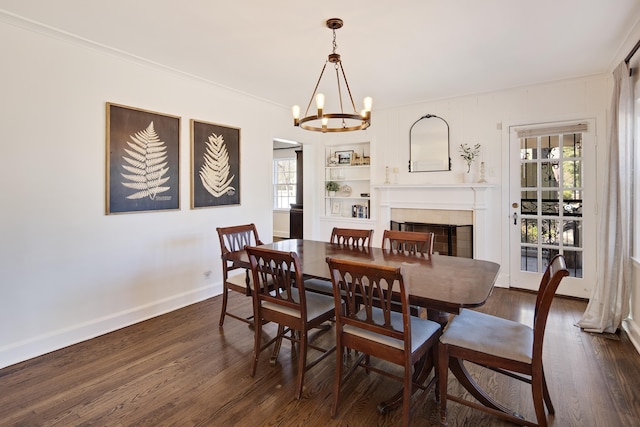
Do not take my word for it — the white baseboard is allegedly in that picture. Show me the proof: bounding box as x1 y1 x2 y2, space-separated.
0 283 222 370
273 229 290 238
623 317 640 355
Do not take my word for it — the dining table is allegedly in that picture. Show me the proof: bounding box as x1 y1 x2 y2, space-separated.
223 239 503 415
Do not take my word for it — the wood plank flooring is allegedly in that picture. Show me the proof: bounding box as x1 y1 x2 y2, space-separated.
1 288 639 426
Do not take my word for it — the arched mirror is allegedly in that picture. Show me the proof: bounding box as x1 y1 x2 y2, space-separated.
409 114 451 172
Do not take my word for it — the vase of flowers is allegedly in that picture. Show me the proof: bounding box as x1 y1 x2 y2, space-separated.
459 143 481 182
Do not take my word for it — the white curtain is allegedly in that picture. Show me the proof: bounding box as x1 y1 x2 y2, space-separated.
577 62 633 333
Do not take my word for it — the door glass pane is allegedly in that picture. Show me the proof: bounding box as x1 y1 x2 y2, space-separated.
562 133 582 158
563 189 582 216
541 219 560 245
562 160 582 188
521 218 538 243
562 220 582 247
521 137 538 160
541 162 560 187
521 246 538 272
563 250 583 278
542 248 560 272
521 190 537 214
541 189 560 215
521 163 537 187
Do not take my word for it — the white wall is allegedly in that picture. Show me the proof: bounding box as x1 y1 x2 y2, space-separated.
0 18 290 368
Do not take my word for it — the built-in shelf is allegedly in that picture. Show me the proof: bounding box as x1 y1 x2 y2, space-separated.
324 142 371 220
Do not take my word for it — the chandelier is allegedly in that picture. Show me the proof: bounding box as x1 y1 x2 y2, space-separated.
292 18 372 133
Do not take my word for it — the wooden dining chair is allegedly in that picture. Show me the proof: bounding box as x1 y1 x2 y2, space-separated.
305 227 374 298
330 227 373 248
438 254 569 427
381 229 434 317
381 229 434 256
246 246 337 399
216 223 263 327
326 257 441 427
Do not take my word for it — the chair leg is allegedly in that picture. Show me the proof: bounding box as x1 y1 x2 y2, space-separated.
250 317 262 377
331 345 343 417
438 343 449 425
270 325 285 366
531 374 548 427
219 287 228 326
541 367 555 414
402 360 412 427
295 330 308 400
433 343 440 402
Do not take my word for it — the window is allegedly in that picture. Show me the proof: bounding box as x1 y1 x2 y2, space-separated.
273 158 296 209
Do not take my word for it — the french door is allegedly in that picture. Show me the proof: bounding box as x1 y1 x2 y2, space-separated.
508 120 596 298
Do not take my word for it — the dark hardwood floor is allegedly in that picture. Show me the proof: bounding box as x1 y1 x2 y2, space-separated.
2 288 639 426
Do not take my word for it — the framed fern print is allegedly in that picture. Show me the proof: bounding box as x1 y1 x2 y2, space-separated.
190 119 240 208
106 103 180 214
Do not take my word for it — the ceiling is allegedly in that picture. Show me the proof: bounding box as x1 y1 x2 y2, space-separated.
2 1 640 111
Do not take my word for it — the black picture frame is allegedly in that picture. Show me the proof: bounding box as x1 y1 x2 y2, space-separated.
190 119 240 208
106 103 180 214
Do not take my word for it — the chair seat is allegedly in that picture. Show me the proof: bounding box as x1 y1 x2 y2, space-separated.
440 308 533 364
262 288 336 321
226 271 252 289
344 307 440 352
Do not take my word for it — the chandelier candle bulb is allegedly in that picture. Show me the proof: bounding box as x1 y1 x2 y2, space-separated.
292 105 300 126
364 97 373 111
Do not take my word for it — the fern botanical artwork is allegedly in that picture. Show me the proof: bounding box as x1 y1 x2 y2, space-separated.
190 120 240 208
106 103 180 214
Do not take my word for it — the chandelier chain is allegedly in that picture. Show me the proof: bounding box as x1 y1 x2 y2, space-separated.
332 27 338 55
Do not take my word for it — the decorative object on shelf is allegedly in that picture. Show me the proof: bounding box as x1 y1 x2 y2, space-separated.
328 155 338 166
335 150 353 165
384 166 391 184
332 200 341 215
459 143 481 173
291 18 372 133
326 180 340 196
339 185 352 197
478 161 488 183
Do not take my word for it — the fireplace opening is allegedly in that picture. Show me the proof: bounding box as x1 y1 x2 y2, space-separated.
390 220 473 258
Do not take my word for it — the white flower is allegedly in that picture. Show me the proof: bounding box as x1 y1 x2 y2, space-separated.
459 143 481 173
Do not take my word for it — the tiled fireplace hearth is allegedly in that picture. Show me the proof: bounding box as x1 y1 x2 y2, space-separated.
373 184 494 259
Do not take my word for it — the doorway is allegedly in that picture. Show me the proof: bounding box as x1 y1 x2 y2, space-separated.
508 120 596 298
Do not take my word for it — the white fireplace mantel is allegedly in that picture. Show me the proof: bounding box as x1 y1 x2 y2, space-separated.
372 183 496 258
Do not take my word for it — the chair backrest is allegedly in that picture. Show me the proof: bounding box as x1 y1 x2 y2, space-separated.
330 227 373 248
381 229 434 256
326 257 411 352
246 246 307 320
532 254 569 360
216 223 263 257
